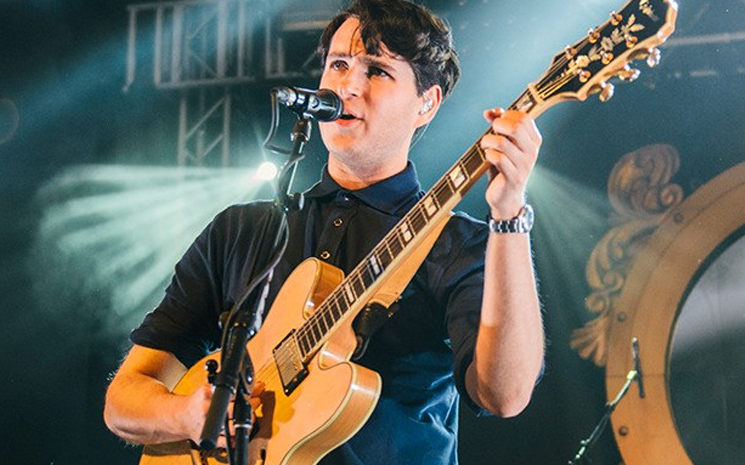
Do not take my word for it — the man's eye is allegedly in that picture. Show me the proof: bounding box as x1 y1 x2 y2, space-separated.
368 67 389 78
330 60 348 71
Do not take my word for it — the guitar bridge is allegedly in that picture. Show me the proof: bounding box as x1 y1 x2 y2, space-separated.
273 330 309 396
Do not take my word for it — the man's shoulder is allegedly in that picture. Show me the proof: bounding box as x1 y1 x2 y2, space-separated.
203 200 276 239
426 210 488 264
212 199 274 222
444 210 488 239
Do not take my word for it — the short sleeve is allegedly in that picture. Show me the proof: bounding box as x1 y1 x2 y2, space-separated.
129 204 269 368
431 213 491 415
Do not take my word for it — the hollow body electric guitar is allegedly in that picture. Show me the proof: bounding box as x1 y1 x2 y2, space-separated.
140 1 677 464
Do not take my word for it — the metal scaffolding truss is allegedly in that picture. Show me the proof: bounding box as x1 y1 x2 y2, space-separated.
124 0 334 167
176 86 232 167
125 0 260 90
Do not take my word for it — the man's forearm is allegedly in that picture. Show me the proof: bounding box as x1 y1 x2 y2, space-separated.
466 232 544 416
104 345 201 445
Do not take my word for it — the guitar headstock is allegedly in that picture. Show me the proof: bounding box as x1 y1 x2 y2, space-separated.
516 0 678 115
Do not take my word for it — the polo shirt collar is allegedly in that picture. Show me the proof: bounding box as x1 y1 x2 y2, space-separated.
305 161 422 214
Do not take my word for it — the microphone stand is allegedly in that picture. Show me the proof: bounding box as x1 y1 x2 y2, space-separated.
568 341 641 465
276 117 310 212
198 100 313 464
199 214 282 455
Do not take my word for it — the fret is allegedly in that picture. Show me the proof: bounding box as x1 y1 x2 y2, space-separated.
361 265 376 288
322 309 334 330
310 319 322 342
321 300 337 332
389 230 404 257
409 206 427 233
343 283 356 307
316 315 326 338
434 178 454 206
377 240 395 268
422 194 439 218
513 88 537 113
398 221 414 243
465 146 485 173
317 311 328 332
448 162 468 190
299 331 311 355
336 292 349 313
351 273 365 298
368 254 383 277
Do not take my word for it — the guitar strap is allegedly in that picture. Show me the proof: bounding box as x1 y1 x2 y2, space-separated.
352 302 397 360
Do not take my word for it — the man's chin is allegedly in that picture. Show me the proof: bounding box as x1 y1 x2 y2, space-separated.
320 135 360 156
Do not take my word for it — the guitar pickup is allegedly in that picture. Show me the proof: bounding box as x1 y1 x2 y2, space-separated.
273 330 309 396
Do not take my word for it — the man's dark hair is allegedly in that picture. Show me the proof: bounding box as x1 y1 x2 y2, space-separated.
318 0 461 101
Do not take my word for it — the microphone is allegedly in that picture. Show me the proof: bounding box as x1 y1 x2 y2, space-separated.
273 87 343 122
631 337 646 398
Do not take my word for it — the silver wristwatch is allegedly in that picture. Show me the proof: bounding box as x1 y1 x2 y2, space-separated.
487 204 534 234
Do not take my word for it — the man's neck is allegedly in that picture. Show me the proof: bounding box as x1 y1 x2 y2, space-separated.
327 155 408 190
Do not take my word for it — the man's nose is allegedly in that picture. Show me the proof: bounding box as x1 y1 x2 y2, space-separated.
337 66 365 100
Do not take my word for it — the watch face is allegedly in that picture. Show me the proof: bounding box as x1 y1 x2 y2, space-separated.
521 205 535 230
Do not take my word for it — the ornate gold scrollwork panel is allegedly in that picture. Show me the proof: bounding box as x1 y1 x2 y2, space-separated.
572 144 745 465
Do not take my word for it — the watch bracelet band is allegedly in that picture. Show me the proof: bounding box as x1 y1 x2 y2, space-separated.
487 204 534 234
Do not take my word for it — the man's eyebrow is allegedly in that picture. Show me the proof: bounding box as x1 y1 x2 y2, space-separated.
326 51 400 73
360 56 398 73
327 51 353 60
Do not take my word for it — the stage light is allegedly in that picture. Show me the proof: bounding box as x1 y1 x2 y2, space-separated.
527 165 609 305
254 161 279 181
31 164 270 333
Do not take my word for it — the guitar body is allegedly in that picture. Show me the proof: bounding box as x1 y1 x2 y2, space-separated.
141 258 382 465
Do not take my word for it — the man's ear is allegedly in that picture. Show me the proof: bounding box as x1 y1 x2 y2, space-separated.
415 85 442 128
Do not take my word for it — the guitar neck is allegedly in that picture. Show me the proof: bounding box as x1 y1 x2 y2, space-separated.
291 93 545 361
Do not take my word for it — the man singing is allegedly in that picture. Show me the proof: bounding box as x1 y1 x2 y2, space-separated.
105 0 545 463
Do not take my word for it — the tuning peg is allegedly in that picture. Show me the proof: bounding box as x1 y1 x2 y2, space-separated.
599 82 615 103
588 28 601 44
647 47 661 67
564 45 578 60
618 65 641 82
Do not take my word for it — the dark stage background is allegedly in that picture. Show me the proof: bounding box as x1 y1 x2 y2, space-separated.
1 0 743 464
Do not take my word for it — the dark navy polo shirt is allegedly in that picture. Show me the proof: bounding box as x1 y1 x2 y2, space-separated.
131 162 490 464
